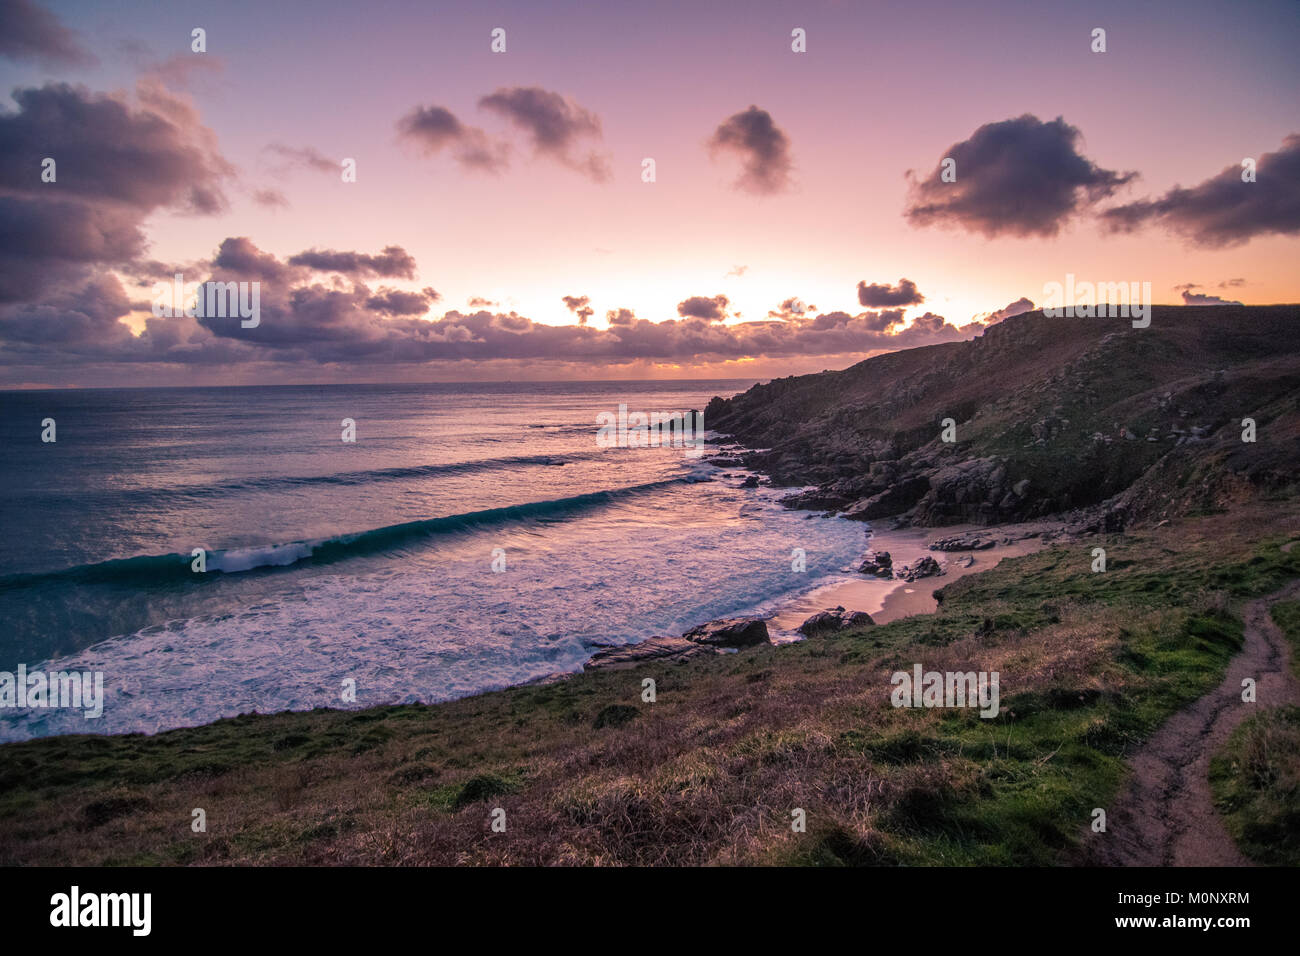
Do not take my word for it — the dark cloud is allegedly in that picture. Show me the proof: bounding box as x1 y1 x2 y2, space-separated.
1102 134 1300 246
365 288 438 316
905 114 1136 238
0 0 97 68
0 83 234 213
906 312 951 335
287 246 417 279
857 278 924 308
802 309 903 332
0 196 145 301
859 309 905 332
677 294 730 321
708 106 793 195
0 274 132 348
0 81 231 304
214 237 299 283
562 295 594 325
1182 291 1243 306
467 296 497 308
397 105 509 173
478 87 610 182
606 308 636 327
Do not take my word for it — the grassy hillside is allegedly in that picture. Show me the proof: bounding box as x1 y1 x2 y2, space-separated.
2 504 1295 865
705 306 1300 527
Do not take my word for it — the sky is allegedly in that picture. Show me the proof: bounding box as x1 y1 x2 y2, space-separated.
0 0 1297 387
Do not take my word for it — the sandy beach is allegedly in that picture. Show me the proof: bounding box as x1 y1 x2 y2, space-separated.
768 522 1054 636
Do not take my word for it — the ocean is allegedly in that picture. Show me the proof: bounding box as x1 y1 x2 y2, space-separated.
0 381 870 741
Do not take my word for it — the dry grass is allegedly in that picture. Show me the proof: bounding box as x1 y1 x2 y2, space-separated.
2 503 1297 866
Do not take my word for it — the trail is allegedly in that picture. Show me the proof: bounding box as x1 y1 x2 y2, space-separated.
1091 547 1300 866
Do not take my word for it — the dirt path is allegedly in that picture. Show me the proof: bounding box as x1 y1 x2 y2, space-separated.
1090 566 1300 866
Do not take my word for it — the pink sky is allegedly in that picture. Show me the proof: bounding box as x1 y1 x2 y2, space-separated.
1 0 1297 386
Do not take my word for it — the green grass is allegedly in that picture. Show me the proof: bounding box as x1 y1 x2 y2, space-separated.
1 506 1296 865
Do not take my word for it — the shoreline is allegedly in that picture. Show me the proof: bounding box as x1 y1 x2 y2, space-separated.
0 459 1070 742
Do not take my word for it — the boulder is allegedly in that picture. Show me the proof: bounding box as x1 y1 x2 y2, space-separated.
799 606 874 637
682 617 770 647
858 550 893 577
897 555 944 581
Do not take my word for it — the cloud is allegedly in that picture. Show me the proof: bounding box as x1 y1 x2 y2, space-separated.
2 237 982 376
708 106 794 195
1102 134 1300 246
143 53 224 92
397 105 509 173
0 0 97 68
1181 291 1243 306
467 296 498 308
857 278 924 308
478 87 610 181
0 273 133 348
0 83 234 213
263 143 337 175
214 237 299 283
362 288 440 316
905 114 1136 238
252 188 289 208
0 80 232 303
562 294 594 325
726 265 749 277
804 309 904 332
768 297 816 320
976 296 1035 325
287 246 417 279
0 196 145 301
677 294 730 321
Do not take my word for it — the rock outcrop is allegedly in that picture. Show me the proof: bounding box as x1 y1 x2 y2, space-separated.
682 617 770 648
799 606 874 636
858 551 894 577
585 636 710 670
703 306 1300 529
897 556 944 581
